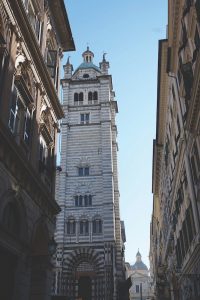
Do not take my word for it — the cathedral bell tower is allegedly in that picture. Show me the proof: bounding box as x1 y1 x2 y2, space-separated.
53 48 125 300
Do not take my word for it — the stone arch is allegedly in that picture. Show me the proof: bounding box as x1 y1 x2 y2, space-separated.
79 213 90 221
65 247 104 278
0 188 28 241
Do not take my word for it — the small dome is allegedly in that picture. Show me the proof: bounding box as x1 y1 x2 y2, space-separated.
131 261 148 271
76 62 101 72
74 47 101 74
131 250 148 271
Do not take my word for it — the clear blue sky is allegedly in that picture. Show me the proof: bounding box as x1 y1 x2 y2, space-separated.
63 0 167 267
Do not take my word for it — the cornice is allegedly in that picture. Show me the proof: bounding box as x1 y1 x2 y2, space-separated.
48 0 75 51
169 0 183 71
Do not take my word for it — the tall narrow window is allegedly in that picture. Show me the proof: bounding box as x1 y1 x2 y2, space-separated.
66 219 76 235
39 136 48 172
80 220 89 235
84 195 88 206
88 92 92 101
92 219 102 234
89 195 92 206
24 108 31 145
47 50 57 79
9 86 18 133
74 93 78 104
136 285 140 293
79 92 83 102
79 195 83 206
75 195 78 206
93 91 98 101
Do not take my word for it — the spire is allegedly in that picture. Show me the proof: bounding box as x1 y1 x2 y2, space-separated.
63 56 73 79
66 56 71 65
99 52 109 75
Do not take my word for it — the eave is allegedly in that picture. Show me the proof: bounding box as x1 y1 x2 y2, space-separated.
153 39 168 195
49 0 75 52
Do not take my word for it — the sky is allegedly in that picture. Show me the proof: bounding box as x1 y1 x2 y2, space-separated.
63 0 167 267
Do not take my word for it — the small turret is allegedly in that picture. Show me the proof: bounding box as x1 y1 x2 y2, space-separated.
82 46 94 63
63 56 73 79
99 53 110 75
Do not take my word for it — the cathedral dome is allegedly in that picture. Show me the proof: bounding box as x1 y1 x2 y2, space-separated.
131 250 148 271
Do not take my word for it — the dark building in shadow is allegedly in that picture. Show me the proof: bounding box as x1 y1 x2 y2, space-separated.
0 0 74 299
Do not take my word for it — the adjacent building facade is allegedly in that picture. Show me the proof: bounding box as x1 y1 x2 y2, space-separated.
53 48 126 300
151 0 200 299
0 0 74 299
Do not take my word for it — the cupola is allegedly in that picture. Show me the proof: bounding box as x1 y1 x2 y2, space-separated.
82 46 94 63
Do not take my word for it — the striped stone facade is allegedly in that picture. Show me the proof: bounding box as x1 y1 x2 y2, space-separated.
52 49 125 299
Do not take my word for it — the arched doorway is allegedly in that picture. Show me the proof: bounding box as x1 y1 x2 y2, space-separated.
78 276 92 300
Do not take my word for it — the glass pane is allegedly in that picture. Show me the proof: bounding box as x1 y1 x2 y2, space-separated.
93 221 96 233
89 195 92 206
85 221 88 234
85 167 89 176
79 92 83 101
74 93 78 101
47 50 57 67
79 195 82 206
24 110 31 145
80 114 84 122
80 222 83 234
84 195 88 206
79 168 83 176
93 91 98 100
88 92 92 101
85 114 89 122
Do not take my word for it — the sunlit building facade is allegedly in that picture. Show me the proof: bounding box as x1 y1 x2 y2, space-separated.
151 1 200 299
0 0 74 299
53 48 126 300
126 251 153 300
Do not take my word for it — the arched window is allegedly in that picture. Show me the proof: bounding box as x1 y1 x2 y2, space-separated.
93 91 98 101
92 219 102 234
80 220 89 235
2 202 20 236
74 93 78 102
88 92 93 101
79 92 83 102
66 218 76 234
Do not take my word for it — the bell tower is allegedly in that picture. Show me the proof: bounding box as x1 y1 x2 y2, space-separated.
53 48 125 300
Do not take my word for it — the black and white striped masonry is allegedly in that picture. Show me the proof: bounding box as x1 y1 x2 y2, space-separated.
52 48 126 300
